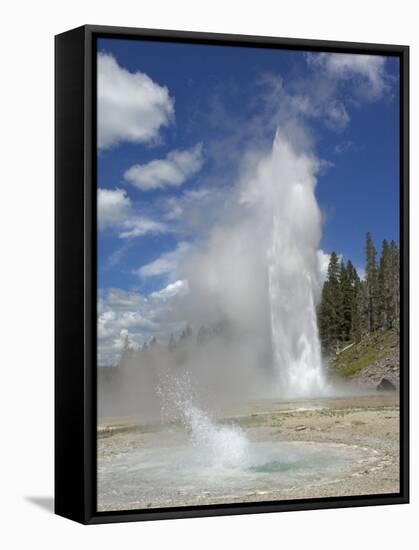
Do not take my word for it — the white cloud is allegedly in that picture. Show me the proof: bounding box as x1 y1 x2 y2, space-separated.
98 187 167 239
98 289 155 363
114 311 157 331
307 52 388 99
119 217 167 239
97 286 189 364
150 279 189 301
163 197 184 220
113 330 140 352
98 188 131 230
256 71 350 134
98 52 174 149
135 242 192 280
325 100 350 129
124 143 204 191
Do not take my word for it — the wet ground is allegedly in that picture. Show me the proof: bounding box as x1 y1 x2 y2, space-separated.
97 393 399 511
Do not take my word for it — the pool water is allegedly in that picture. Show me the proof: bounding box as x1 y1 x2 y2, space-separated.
97 430 379 510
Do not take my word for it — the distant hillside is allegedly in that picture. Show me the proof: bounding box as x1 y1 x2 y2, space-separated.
329 329 399 390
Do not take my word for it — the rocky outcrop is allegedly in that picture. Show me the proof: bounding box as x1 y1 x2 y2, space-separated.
355 338 399 391
376 377 398 391
331 329 400 391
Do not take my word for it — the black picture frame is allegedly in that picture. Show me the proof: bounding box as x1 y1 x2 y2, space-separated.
55 24 409 525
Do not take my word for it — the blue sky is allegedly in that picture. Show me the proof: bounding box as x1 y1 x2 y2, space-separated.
96 37 399 363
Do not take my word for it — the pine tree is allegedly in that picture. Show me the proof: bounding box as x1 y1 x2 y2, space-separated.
149 336 158 348
365 232 379 332
318 252 341 353
318 280 332 353
378 239 392 329
389 240 400 330
317 235 400 356
339 261 354 343
119 332 133 369
346 260 362 342
180 324 193 341
359 279 369 337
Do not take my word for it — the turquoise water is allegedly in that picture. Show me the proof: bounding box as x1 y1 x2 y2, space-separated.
97 431 379 511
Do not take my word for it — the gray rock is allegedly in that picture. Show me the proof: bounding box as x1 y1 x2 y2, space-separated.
376 377 398 392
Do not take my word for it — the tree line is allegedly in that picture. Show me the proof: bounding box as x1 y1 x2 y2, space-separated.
119 318 232 361
318 233 400 355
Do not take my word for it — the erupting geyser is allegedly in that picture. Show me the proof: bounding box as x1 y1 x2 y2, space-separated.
238 129 327 397
267 131 326 396
98 129 329 422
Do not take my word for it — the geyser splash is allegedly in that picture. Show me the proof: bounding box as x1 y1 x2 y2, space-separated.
267 131 326 396
158 373 250 469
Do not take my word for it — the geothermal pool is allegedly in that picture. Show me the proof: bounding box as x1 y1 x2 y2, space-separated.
97 407 382 511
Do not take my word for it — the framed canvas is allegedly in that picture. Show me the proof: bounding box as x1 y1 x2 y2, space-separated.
55 25 409 524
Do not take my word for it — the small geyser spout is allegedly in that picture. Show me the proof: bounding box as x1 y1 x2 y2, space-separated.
159 374 250 469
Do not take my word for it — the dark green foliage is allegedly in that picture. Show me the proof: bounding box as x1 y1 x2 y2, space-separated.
365 232 379 332
346 260 362 342
389 240 400 330
378 240 392 329
339 261 353 343
318 252 341 353
318 233 400 356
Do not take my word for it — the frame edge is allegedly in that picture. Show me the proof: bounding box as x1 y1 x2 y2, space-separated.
55 25 89 525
